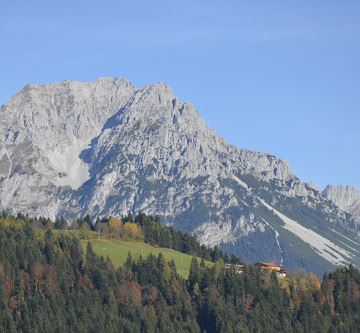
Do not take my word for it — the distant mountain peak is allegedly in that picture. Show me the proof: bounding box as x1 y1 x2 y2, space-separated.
323 185 360 223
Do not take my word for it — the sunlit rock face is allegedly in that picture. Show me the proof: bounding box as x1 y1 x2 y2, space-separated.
323 185 360 224
0 77 135 218
1 77 359 274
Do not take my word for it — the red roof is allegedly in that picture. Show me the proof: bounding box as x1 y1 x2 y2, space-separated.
256 262 283 268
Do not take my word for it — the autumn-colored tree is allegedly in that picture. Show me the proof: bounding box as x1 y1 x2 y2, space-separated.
119 281 143 305
107 217 125 239
123 222 143 240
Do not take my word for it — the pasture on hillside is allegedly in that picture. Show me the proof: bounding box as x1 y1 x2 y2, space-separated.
81 239 212 278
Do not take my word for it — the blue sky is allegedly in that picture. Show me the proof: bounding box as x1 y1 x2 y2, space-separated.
1 1 359 189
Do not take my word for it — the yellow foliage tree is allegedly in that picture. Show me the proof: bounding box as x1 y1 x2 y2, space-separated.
108 217 121 231
123 223 143 240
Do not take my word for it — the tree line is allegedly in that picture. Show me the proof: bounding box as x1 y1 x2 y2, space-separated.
11 211 242 265
0 214 359 332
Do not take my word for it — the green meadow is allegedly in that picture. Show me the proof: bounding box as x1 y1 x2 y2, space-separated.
81 239 212 278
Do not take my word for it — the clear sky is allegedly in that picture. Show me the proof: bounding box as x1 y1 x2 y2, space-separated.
1 1 359 190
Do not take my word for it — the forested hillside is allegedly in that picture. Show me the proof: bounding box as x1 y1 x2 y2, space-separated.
0 214 360 332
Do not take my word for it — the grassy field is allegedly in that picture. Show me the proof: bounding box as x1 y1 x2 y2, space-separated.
81 239 212 278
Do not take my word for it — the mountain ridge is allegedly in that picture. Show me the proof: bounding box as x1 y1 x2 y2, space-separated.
1 77 359 274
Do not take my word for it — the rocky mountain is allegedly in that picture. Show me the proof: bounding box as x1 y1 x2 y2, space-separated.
1 77 359 274
0 78 135 217
323 185 360 224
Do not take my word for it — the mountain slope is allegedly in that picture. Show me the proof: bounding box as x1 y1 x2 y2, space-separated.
1 77 359 274
323 185 360 224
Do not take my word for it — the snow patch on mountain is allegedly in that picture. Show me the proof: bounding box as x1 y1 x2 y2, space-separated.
259 199 353 265
232 175 249 189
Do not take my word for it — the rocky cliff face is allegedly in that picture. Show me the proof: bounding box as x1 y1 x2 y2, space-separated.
323 185 360 224
0 77 135 217
1 77 359 274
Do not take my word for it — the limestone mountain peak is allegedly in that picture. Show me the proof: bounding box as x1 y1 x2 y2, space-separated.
0 77 359 274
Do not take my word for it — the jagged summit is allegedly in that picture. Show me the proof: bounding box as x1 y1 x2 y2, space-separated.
0 77 359 274
24 76 132 88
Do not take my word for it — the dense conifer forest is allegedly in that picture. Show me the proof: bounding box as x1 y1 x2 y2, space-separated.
0 213 359 332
